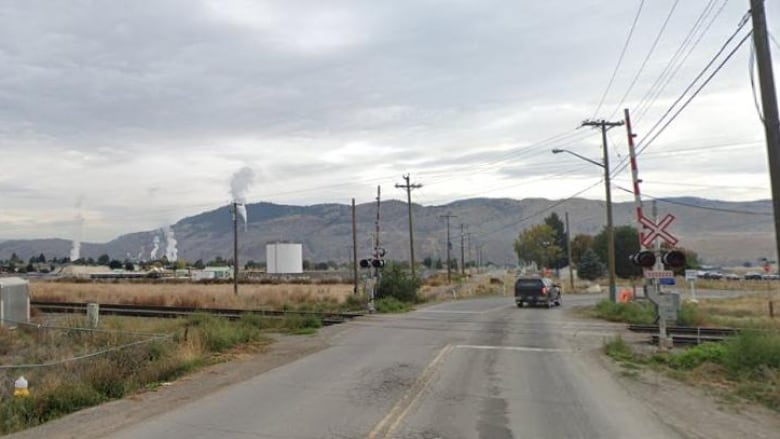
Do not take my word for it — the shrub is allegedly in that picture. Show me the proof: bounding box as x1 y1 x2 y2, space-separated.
676 302 706 326
343 294 365 311
722 331 780 377
376 262 421 303
667 342 727 370
594 299 655 324
375 297 413 313
577 249 605 281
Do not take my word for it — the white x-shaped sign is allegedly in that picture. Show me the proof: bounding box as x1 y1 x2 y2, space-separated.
639 213 678 247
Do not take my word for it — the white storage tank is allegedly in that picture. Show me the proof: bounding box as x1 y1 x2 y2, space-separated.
266 243 303 274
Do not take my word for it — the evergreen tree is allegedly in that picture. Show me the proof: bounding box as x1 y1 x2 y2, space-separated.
577 249 604 281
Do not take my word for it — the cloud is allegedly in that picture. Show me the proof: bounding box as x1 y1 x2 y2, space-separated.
0 0 775 241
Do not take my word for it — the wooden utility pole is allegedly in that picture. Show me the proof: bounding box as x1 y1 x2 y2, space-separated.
232 202 239 296
351 198 358 295
751 0 780 316
459 224 466 276
440 213 457 284
565 212 575 293
395 174 422 278
582 119 624 302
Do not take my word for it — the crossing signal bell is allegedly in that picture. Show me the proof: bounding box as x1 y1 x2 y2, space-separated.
629 251 656 268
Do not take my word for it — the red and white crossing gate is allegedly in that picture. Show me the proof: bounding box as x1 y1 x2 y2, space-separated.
639 213 678 248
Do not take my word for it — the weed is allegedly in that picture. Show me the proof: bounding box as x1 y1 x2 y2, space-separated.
375 297 413 313
603 335 633 361
593 300 655 324
667 343 727 370
722 331 780 377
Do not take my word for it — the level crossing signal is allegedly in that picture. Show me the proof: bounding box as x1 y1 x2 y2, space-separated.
629 250 686 268
359 258 385 268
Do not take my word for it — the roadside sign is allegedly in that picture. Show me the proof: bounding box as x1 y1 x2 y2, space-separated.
659 278 675 285
644 270 675 279
639 213 678 247
657 292 680 321
684 269 697 281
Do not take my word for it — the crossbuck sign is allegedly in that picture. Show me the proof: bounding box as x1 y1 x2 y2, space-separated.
639 213 678 248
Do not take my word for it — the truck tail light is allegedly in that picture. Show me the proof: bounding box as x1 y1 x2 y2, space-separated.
541 287 547 295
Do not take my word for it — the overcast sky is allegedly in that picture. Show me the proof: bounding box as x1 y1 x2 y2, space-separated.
1 0 778 242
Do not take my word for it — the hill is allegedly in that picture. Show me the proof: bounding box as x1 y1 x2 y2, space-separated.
0 197 774 266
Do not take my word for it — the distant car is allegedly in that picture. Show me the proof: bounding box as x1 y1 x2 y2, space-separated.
762 273 780 280
744 272 763 280
514 277 561 308
701 271 723 280
724 273 740 281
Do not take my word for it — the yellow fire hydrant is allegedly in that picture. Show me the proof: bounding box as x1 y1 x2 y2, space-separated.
14 376 29 397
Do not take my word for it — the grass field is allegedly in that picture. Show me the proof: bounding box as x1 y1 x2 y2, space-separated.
30 281 355 311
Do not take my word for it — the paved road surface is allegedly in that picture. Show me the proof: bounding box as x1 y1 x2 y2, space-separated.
108 296 686 439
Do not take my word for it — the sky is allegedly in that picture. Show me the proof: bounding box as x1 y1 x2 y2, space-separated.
0 0 778 242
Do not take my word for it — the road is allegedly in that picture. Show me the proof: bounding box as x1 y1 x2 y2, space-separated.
107 295 685 439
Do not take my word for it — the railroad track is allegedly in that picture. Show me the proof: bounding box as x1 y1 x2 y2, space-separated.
31 301 363 326
629 324 738 346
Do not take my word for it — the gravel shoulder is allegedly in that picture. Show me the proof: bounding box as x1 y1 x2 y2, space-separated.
596 335 780 439
5 323 352 439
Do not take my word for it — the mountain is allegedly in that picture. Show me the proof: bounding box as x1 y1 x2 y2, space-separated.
0 197 774 266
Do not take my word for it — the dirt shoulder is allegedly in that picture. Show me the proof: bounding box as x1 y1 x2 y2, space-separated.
5 322 353 439
596 335 780 439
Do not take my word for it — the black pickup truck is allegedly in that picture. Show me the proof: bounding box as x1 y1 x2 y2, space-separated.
514 277 562 308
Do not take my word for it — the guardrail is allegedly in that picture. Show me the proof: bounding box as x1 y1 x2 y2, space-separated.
30 301 363 326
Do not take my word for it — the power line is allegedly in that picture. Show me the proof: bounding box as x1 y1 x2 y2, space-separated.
609 0 681 119
592 0 646 118
615 185 772 215
470 179 604 239
634 0 727 121
637 30 752 156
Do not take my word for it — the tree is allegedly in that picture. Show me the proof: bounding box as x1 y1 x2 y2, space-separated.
571 234 594 265
124 261 135 271
593 226 641 278
544 213 568 267
38 253 46 263
422 256 433 269
302 260 312 270
109 259 123 270
514 224 561 269
193 259 206 269
97 254 111 266
314 262 329 271
577 249 604 281
434 258 443 269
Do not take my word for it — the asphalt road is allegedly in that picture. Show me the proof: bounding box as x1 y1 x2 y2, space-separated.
107 295 689 439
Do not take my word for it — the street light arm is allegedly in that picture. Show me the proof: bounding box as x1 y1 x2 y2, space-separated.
551 148 604 168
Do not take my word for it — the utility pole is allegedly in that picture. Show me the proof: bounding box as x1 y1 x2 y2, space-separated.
231 202 239 296
476 244 484 274
582 119 624 302
565 212 575 293
395 174 422 278
440 213 457 284
352 198 358 295
459 224 466 276
374 186 381 263
751 0 780 316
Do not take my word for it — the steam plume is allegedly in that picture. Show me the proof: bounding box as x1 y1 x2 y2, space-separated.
150 235 160 260
230 166 254 228
164 226 178 261
70 197 84 261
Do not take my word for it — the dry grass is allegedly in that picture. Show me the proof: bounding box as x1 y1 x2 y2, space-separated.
30 281 354 310
695 295 780 329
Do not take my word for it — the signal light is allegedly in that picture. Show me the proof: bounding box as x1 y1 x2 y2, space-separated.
662 250 686 268
359 259 371 268
371 259 385 268
629 251 656 268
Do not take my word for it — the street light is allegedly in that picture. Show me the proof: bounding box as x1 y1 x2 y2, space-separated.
552 147 617 302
